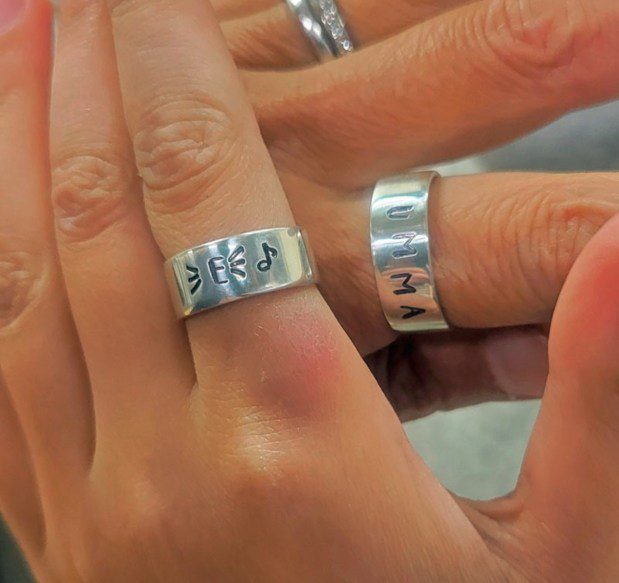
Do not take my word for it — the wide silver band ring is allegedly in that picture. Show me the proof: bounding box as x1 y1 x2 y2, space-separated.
165 227 317 318
285 0 354 61
370 171 449 333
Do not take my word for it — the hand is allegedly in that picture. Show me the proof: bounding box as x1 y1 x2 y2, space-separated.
2 0 619 580
215 0 619 415
219 0 488 68
220 0 619 184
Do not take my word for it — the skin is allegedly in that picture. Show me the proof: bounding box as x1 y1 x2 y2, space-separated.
1 0 619 581
212 0 619 412
219 0 473 67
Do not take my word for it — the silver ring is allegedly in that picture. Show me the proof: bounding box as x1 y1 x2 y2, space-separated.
285 0 354 61
370 171 449 333
165 227 317 318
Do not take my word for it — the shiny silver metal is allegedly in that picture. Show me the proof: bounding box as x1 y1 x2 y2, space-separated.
307 0 354 56
285 0 335 61
370 171 449 333
285 0 354 61
165 227 317 318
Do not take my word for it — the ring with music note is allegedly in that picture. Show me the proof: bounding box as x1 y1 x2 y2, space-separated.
165 227 317 318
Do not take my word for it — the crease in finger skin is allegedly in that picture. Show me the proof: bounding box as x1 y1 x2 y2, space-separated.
248 0 619 189
285 171 619 364
51 0 198 464
432 172 619 330
224 0 477 70
0 0 96 531
496 213 619 581
0 369 46 557
38 1 540 580
103 5 498 576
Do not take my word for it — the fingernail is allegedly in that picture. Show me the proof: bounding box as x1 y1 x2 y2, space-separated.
0 0 26 34
484 330 549 399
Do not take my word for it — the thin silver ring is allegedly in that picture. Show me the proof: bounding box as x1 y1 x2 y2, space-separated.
370 171 449 333
165 227 317 318
307 0 354 56
285 0 354 61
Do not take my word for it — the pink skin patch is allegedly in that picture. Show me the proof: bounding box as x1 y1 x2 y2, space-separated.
548 213 619 384
252 308 344 421
221 292 348 426
0 0 25 34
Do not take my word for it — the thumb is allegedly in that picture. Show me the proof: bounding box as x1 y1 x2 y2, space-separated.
514 212 619 580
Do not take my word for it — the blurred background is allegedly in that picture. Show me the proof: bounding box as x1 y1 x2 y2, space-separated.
1 100 618 581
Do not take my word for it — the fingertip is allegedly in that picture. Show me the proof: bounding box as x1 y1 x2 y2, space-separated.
517 214 619 568
0 0 26 34
4 0 51 35
0 0 52 205
0 0 52 78
549 212 619 385
483 328 548 399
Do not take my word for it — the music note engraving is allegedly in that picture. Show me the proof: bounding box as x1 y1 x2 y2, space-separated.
257 243 279 272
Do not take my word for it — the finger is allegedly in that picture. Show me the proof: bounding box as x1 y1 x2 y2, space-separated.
432 173 619 329
105 0 370 399
0 0 93 505
212 0 278 20
51 0 194 450
249 0 619 188
369 327 548 421
223 0 470 69
106 2 500 570
285 171 619 354
0 372 44 557
501 214 619 579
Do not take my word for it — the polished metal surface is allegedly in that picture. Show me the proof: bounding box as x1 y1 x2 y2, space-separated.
307 0 354 56
166 227 317 318
285 0 336 61
370 171 449 333
285 0 354 61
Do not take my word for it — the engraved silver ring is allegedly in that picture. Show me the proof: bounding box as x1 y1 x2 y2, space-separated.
165 227 317 318
285 0 354 61
370 171 450 333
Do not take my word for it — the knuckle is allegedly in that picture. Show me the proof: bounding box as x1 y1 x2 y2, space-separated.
51 152 134 244
479 0 605 93
538 182 615 272
210 410 326 515
133 96 243 216
71 484 183 582
114 487 177 549
515 177 617 306
225 441 318 517
0 249 47 333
